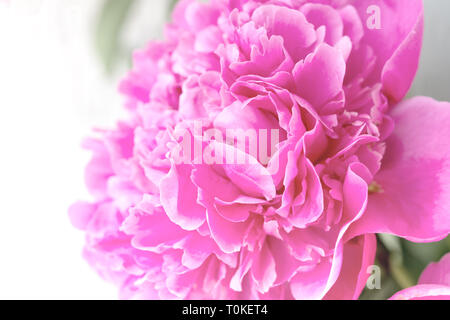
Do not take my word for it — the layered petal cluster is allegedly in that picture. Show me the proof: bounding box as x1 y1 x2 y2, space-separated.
70 0 450 299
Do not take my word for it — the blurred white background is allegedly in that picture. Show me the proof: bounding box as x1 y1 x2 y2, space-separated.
0 0 448 299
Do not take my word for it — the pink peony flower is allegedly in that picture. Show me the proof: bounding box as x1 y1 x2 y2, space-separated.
390 253 450 300
70 0 450 299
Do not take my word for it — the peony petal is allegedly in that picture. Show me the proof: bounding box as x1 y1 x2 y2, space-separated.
290 259 333 300
389 284 450 300
324 234 377 300
199 185 254 254
348 97 450 242
160 163 206 231
419 253 450 287
350 0 423 101
252 5 317 62
68 201 97 230
391 252 450 300
293 43 346 110
381 10 423 102
175 233 216 269
300 3 344 46
251 241 277 293
279 139 324 228
121 196 187 252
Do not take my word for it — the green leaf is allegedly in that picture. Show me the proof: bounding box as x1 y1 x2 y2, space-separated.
378 234 415 289
402 237 449 264
401 235 450 280
95 0 136 73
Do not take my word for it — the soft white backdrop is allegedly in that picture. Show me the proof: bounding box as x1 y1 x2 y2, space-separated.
0 0 449 299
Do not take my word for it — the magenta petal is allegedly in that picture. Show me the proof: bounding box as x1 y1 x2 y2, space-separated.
381 7 423 102
348 97 450 242
251 241 277 293
389 285 450 300
160 163 206 231
268 236 299 286
391 253 450 300
351 0 423 99
419 253 450 287
324 234 376 300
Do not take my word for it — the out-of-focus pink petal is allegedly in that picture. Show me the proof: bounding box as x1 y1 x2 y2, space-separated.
390 285 450 300
68 201 97 230
419 253 450 287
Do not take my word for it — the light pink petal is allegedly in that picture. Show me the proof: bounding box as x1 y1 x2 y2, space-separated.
219 142 277 201
184 0 220 32
68 201 97 230
160 163 206 231
348 97 450 242
82 138 113 199
293 43 346 110
122 198 187 252
205 206 252 254
321 162 371 298
198 185 254 254
300 3 344 46
174 233 216 269
251 5 317 62
279 139 324 228
251 241 277 293
195 26 222 53
166 268 198 299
